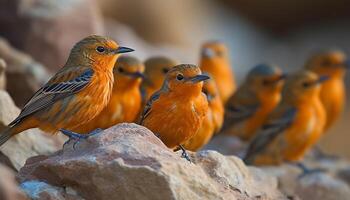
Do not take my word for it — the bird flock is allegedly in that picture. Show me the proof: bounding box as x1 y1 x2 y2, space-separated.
0 35 348 174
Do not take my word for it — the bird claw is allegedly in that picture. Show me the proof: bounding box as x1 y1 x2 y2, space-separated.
178 145 191 162
60 128 103 150
293 162 327 179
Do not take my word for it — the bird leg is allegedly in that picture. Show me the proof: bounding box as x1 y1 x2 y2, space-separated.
60 128 103 150
291 162 326 179
312 145 339 161
178 145 191 162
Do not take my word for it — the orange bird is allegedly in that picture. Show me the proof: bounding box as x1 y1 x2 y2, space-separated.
222 64 285 141
140 64 209 161
83 56 144 131
200 41 236 104
305 50 349 131
142 56 178 101
244 71 327 166
183 77 224 151
0 35 134 147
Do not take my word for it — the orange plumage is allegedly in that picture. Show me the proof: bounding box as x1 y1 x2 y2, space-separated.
222 64 285 141
142 56 178 101
244 71 327 165
140 64 209 151
0 35 134 146
82 56 144 132
183 77 224 151
304 50 348 131
200 41 236 104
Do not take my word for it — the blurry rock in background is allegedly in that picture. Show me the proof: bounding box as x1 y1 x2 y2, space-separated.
0 0 104 71
0 59 6 90
0 38 49 107
0 90 65 171
0 164 28 200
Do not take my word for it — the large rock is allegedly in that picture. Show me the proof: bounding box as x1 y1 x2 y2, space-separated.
0 37 50 107
0 164 28 200
0 90 65 170
0 0 104 71
18 123 286 200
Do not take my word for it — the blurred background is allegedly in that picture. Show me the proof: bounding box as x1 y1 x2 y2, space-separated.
0 0 349 157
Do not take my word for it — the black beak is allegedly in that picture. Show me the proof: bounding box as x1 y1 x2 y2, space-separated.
190 74 210 83
113 46 134 54
126 71 144 79
317 75 329 84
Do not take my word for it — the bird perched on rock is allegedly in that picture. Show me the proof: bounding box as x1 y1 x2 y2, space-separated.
83 56 144 132
140 64 209 161
222 64 285 141
0 35 134 147
183 77 224 151
305 50 349 131
200 41 236 104
141 56 178 101
244 71 327 166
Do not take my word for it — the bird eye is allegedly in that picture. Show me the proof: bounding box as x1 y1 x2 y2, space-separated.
162 68 169 74
96 46 105 53
176 74 184 81
118 68 124 73
302 82 311 88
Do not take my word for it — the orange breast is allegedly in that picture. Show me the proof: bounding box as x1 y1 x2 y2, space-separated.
143 93 208 149
319 78 345 130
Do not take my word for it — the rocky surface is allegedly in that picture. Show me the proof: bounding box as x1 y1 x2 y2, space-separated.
0 0 104 71
18 123 286 200
0 37 50 106
0 90 65 170
0 164 28 200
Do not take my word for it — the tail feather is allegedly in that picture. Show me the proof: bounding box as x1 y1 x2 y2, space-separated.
0 126 13 147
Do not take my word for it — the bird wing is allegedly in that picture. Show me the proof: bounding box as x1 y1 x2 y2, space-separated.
244 106 297 161
9 67 94 126
225 103 260 124
139 90 161 124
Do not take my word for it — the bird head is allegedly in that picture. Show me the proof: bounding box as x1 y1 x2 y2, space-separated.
200 41 229 63
143 56 178 89
282 70 328 103
113 56 144 89
202 76 220 103
247 63 286 97
67 35 134 71
305 50 348 78
164 64 209 98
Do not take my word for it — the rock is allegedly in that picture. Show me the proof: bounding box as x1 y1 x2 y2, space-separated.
0 90 66 170
0 164 28 200
20 180 83 200
0 37 50 107
203 134 247 158
18 123 286 200
261 161 350 200
0 0 104 71
0 58 6 90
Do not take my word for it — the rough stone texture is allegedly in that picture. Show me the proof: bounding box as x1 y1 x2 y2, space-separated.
0 58 6 90
0 164 28 200
0 90 66 170
0 0 104 71
18 123 286 200
0 37 50 107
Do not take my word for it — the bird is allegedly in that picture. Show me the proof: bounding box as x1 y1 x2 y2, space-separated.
183 77 224 151
244 70 327 166
82 56 144 132
304 50 349 131
222 64 285 141
141 56 178 102
199 41 236 104
140 64 209 161
0 35 134 147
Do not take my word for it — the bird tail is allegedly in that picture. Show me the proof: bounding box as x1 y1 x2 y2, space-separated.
0 126 14 147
